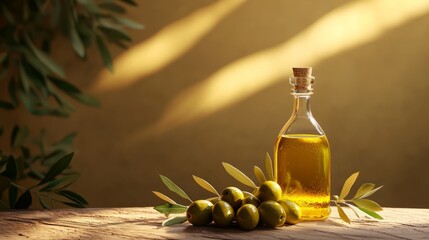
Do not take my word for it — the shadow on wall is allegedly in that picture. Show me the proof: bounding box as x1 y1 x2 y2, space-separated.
6 0 429 208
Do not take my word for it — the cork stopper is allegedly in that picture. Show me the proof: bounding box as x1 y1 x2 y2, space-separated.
293 67 312 77
290 67 314 95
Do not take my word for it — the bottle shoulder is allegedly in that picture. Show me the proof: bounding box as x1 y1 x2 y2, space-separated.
279 114 325 136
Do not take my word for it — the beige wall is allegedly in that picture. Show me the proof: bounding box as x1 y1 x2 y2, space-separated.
2 0 429 208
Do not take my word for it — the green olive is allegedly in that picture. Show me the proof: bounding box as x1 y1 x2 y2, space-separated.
186 200 213 226
221 187 244 211
242 191 253 198
212 200 234 227
237 204 259 231
255 181 282 202
258 201 286 227
242 194 261 208
278 199 301 224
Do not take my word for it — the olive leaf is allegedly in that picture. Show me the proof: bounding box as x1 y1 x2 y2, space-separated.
24 33 65 78
192 175 219 196
39 195 52 209
222 162 257 189
152 191 177 205
162 216 187 227
353 183 374 199
336 205 350 224
343 202 361 218
68 11 85 57
357 206 384 220
358 185 383 199
154 203 188 217
38 152 73 185
264 152 274 181
115 17 144 29
339 171 359 200
95 35 113 72
160 175 192 203
352 199 383 212
253 166 266 184
57 190 88 206
333 171 384 224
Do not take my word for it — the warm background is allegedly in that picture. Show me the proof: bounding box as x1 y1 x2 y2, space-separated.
2 0 429 208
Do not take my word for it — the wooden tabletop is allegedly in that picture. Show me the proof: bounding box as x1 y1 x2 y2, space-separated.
0 207 428 239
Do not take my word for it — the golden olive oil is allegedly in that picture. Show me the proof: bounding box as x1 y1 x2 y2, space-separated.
274 134 331 220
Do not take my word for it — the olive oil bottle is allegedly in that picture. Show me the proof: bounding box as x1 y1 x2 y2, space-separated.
274 67 331 220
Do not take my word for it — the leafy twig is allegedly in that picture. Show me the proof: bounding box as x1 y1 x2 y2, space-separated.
333 172 383 223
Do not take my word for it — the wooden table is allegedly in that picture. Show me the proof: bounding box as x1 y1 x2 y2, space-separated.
0 207 428 239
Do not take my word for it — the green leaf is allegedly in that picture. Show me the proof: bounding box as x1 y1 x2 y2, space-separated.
192 175 219 196
19 64 31 93
95 35 113 72
265 153 274 181
336 205 350 224
43 150 68 165
12 125 29 149
39 174 79 192
24 33 65 78
49 76 81 93
61 201 86 208
339 172 359 200
98 26 132 42
343 202 361 219
68 12 85 57
53 132 77 147
14 190 32 209
57 190 88 205
222 162 257 189
352 199 383 212
72 93 101 107
115 17 144 29
153 203 188 217
162 216 187 227
119 0 137 6
49 77 100 107
76 0 100 12
159 175 192 202
353 183 375 199
99 2 126 13
152 191 177 205
0 101 15 110
3 155 17 180
253 166 267 184
39 195 52 209
357 206 384 220
358 185 383 199
39 152 74 185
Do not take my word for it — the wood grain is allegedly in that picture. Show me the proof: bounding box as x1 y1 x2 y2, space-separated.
0 207 428 239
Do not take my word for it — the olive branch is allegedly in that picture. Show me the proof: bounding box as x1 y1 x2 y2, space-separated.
151 153 383 226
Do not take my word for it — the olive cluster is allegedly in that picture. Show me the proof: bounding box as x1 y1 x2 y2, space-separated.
186 181 301 230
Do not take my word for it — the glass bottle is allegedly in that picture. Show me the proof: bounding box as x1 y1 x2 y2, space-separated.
274 67 331 220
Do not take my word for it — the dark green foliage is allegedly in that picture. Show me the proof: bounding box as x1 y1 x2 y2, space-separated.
0 126 88 209
0 0 142 209
0 0 142 117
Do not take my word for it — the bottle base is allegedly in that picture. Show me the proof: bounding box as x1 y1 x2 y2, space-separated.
299 206 331 221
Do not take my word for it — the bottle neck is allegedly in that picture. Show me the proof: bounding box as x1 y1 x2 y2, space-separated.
292 95 312 118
